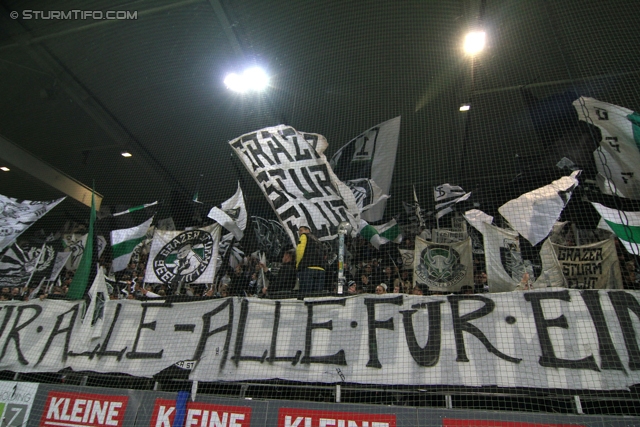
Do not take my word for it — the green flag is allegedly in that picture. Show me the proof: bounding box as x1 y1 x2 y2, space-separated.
67 191 96 299
592 202 640 256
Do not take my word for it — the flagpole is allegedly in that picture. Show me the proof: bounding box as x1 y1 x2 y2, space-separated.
113 201 159 217
25 242 47 289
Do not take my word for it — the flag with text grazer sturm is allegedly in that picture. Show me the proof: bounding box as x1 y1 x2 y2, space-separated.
498 170 580 246
110 216 154 272
574 97 640 200
207 182 247 241
592 202 640 255
144 224 221 285
413 236 473 293
229 125 359 246
0 195 65 252
330 116 401 222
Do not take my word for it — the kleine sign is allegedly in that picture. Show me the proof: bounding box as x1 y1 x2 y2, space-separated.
39 391 129 427
149 399 252 427
277 408 396 427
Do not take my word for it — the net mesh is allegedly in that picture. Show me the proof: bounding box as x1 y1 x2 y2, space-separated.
0 0 639 423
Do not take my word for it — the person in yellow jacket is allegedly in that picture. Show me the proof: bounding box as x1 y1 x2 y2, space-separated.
296 225 325 296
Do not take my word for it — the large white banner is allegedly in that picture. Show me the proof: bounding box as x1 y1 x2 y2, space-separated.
229 125 359 245
143 224 221 285
1 291 640 390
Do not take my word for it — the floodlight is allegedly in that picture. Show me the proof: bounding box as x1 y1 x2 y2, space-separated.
0 167 9 172
464 31 485 55
224 67 270 93
459 104 471 112
121 152 132 158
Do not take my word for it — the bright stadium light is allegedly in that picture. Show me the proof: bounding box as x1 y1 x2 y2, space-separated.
121 152 132 158
459 104 471 112
224 67 270 93
0 167 9 172
464 31 486 55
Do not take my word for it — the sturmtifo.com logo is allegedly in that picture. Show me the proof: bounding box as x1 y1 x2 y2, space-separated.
10 10 138 20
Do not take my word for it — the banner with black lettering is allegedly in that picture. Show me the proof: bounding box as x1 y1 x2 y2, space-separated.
549 237 623 289
2 291 640 390
143 225 221 285
413 236 473 293
229 125 359 245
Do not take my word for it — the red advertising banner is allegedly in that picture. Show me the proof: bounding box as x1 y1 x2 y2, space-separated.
149 399 252 427
443 420 586 427
39 391 129 427
277 408 396 427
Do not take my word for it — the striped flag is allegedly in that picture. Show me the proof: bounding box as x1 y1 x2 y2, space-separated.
592 202 640 255
110 216 154 272
359 219 402 250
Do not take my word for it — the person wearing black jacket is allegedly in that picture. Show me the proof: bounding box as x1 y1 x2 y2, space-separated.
296 225 325 296
261 249 297 297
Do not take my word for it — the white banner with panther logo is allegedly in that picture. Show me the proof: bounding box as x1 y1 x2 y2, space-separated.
413 236 473 293
229 125 359 246
483 224 534 293
144 224 221 285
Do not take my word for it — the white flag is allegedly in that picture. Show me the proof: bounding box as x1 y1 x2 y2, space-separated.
230 125 359 246
574 97 640 199
0 195 65 252
434 184 467 202
110 216 154 272
144 224 221 285
344 178 390 214
330 116 401 222
498 170 580 246
207 182 247 241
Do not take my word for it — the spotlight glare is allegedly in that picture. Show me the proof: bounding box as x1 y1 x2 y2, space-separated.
224 72 247 93
459 104 471 112
121 152 132 158
464 31 486 55
0 167 9 172
224 67 269 93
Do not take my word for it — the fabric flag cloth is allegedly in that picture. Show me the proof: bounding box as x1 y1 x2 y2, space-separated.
464 210 532 292
498 170 580 246
358 219 402 250
112 201 158 217
592 202 640 255
0 195 65 252
398 248 414 270
144 224 221 285
0 242 54 287
72 266 110 350
433 184 471 219
413 236 473 293
573 97 640 199
68 191 97 299
62 233 88 271
434 183 467 202
229 125 359 246
207 182 247 241
110 216 154 272
330 116 401 222
217 233 245 269
344 178 389 215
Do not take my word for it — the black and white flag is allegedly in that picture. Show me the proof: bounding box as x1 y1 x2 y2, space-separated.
433 184 471 219
207 182 247 241
0 195 65 252
0 242 56 287
330 116 401 222
229 125 359 246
